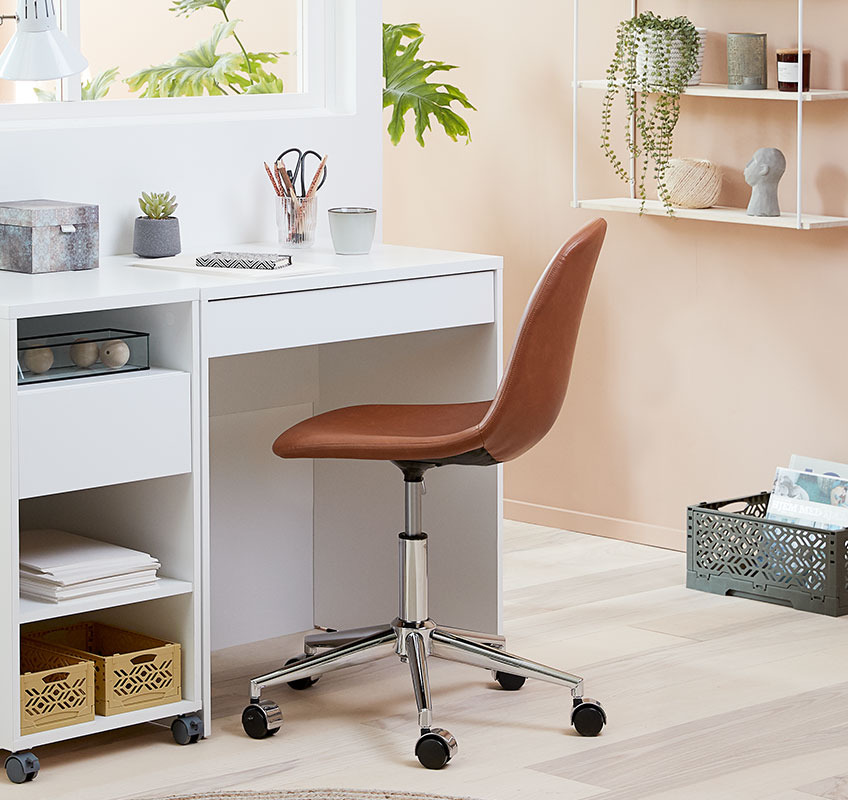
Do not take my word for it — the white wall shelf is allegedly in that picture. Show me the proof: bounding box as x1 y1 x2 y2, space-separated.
573 198 848 229
19 577 193 624
577 80 848 103
572 0 845 229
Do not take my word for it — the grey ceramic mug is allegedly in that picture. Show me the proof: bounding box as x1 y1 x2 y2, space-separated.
328 207 377 255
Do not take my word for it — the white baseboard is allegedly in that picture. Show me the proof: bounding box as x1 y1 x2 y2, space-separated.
504 499 684 552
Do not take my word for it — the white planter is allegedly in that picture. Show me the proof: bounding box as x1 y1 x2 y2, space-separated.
636 27 707 88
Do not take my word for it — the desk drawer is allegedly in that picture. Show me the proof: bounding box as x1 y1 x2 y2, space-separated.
203 271 496 358
18 370 191 498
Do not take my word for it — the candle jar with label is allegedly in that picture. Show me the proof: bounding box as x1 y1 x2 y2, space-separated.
777 49 811 92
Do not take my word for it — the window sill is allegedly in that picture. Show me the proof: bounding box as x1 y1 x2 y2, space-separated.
0 91 355 131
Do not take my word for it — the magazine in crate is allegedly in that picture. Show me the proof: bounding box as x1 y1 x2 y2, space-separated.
766 455 848 531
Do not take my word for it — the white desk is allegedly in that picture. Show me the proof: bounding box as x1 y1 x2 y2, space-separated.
0 244 503 760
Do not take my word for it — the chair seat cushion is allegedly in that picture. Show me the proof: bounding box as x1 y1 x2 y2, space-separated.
272 401 492 461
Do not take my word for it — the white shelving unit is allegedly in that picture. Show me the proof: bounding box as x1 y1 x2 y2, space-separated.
0 300 203 767
572 0 848 229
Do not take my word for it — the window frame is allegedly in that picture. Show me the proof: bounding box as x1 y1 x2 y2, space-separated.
0 0 330 127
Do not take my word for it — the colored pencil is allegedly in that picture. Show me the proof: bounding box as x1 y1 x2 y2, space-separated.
263 162 283 197
275 159 299 203
304 155 328 201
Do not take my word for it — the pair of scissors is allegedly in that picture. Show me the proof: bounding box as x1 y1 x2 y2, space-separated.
276 148 328 198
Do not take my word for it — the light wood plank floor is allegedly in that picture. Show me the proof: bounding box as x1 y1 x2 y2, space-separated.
5 521 848 800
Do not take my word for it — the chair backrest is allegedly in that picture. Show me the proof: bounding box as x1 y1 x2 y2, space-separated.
478 218 607 463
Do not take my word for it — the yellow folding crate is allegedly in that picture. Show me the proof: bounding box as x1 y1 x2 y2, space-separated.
20 642 94 735
25 622 181 716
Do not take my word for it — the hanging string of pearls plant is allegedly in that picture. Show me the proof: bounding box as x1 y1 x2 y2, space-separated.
600 12 703 215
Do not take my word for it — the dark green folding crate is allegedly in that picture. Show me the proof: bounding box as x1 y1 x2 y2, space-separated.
687 492 848 616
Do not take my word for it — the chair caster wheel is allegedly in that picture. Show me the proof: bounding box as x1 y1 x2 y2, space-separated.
571 697 606 737
242 700 283 739
5 752 39 784
494 671 526 691
286 654 320 690
415 728 457 770
171 714 204 745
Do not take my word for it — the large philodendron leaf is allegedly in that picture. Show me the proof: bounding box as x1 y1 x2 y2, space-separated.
244 75 284 94
33 66 119 103
126 20 246 97
85 66 120 100
383 22 475 146
170 0 230 17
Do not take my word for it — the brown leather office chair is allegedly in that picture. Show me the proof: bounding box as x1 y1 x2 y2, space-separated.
242 218 608 769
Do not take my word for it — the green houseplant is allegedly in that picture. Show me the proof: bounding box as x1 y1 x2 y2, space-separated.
383 22 475 146
126 0 285 97
34 67 120 103
601 12 701 214
133 192 181 259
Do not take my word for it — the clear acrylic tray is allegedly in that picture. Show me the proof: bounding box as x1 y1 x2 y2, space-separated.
17 329 150 385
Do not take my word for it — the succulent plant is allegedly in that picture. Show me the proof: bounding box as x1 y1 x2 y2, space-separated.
139 191 179 220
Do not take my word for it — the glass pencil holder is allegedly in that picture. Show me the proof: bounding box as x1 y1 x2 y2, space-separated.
276 194 318 249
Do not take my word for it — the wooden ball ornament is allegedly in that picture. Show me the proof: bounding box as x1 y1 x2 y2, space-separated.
23 347 54 375
70 338 99 368
99 339 130 369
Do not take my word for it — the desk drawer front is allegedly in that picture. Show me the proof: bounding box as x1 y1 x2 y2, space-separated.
18 371 191 498
203 271 496 358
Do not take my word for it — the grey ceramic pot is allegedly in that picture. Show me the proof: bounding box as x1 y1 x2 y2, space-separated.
133 217 181 258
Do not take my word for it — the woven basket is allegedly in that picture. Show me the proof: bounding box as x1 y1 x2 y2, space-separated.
666 158 723 209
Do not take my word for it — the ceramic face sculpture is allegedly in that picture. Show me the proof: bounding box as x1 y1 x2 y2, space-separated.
745 147 786 217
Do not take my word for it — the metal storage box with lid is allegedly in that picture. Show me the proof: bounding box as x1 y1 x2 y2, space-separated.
0 199 99 274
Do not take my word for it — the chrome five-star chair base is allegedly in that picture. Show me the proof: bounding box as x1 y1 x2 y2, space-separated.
242 465 606 770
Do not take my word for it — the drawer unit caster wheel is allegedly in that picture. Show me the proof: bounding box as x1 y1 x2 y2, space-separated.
571 698 606 737
415 728 457 770
494 671 526 691
5 752 39 784
242 700 282 739
171 714 204 745
285 654 320 690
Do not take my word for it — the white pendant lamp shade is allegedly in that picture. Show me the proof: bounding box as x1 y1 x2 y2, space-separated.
0 0 87 81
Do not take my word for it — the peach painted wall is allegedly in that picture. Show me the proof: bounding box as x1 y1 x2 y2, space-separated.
383 0 848 549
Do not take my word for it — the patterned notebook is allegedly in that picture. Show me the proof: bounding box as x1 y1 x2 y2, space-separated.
195 251 293 270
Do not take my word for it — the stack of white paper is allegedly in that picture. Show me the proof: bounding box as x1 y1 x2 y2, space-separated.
20 530 160 603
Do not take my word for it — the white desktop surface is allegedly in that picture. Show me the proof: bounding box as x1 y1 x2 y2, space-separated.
0 243 502 318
